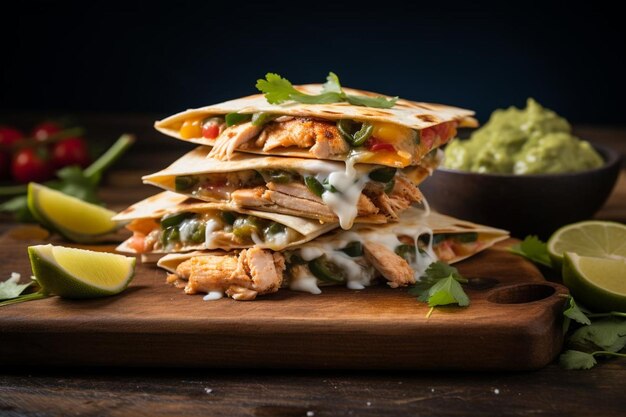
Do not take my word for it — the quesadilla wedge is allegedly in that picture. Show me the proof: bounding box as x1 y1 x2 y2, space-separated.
157 209 509 301
143 147 429 229
154 84 477 168
113 191 338 254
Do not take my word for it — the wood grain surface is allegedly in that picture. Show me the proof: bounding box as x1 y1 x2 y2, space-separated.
0 234 568 370
0 120 624 416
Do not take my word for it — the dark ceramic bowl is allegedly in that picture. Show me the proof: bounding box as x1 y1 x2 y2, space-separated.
420 143 622 239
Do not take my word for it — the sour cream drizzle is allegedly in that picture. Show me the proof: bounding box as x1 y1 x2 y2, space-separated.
290 207 438 293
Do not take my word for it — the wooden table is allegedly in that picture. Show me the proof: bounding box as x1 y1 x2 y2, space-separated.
1 117 624 416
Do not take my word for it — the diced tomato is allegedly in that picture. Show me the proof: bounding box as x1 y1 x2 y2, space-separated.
128 232 147 253
370 142 396 152
202 122 220 139
366 137 396 152
420 127 436 149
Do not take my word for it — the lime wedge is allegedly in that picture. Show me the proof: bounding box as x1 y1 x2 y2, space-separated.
28 244 136 298
548 221 626 267
563 252 626 312
27 182 119 243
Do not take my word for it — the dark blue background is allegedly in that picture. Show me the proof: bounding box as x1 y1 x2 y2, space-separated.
1 0 624 124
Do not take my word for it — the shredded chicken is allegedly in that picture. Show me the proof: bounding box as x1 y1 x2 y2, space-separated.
255 118 349 159
363 174 422 220
174 248 285 301
208 122 263 159
363 242 415 288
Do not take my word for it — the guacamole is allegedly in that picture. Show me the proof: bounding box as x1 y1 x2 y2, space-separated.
444 98 603 174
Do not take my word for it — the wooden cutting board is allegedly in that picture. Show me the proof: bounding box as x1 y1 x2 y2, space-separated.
0 230 568 370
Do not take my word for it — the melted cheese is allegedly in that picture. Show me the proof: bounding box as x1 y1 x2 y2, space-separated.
289 265 322 295
203 291 224 301
310 158 370 230
203 219 221 249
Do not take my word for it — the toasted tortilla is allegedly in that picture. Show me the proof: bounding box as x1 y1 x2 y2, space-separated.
114 191 338 254
142 146 421 224
155 85 477 154
157 209 509 273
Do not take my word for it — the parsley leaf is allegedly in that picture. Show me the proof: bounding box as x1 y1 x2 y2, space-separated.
509 235 552 268
0 273 32 300
563 296 592 333
256 72 399 109
560 350 598 370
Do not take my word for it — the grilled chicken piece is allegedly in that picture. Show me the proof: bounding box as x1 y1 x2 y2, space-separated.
363 175 422 220
263 190 338 220
255 118 349 159
363 242 415 288
208 122 263 159
231 187 270 208
267 182 379 215
175 248 285 301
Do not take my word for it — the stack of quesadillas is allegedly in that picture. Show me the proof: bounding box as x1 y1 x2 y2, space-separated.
114 82 508 301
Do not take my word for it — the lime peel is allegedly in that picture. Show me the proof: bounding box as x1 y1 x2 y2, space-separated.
563 252 626 312
27 182 121 243
28 244 136 299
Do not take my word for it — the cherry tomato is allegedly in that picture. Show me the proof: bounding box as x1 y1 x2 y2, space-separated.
202 122 220 139
11 148 53 183
0 126 23 180
51 137 90 168
32 122 61 142
0 152 9 180
0 126 24 147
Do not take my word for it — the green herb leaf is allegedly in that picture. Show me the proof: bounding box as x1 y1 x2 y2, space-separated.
346 94 398 109
255 73 302 104
256 72 399 109
509 235 552 267
560 350 598 370
409 261 470 309
418 275 470 307
568 318 626 353
322 72 343 94
0 273 32 300
563 296 592 333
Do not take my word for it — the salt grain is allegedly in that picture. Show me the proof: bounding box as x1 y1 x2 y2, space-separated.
494 388 500 395
204 388 213 394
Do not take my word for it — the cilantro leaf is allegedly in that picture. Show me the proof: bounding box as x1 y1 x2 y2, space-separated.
568 318 626 353
509 235 552 268
256 72 399 109
560 350 598 370
322 72 343 94
563 296 591 333
0 273 32 300
346 94 399 109
409 261 470 310
255 73 302 104
418 275 470 307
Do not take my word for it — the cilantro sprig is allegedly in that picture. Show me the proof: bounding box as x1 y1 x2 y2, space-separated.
0 273 48 307
509 235 552 267
256 72 399 109
409 261 469 317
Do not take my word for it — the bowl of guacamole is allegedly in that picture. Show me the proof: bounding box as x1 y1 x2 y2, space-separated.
421 99 621 238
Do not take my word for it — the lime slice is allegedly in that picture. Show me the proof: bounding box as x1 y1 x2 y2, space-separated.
28 244 136 298
563 252 626 312
28 182 119 243
548 221 626 267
